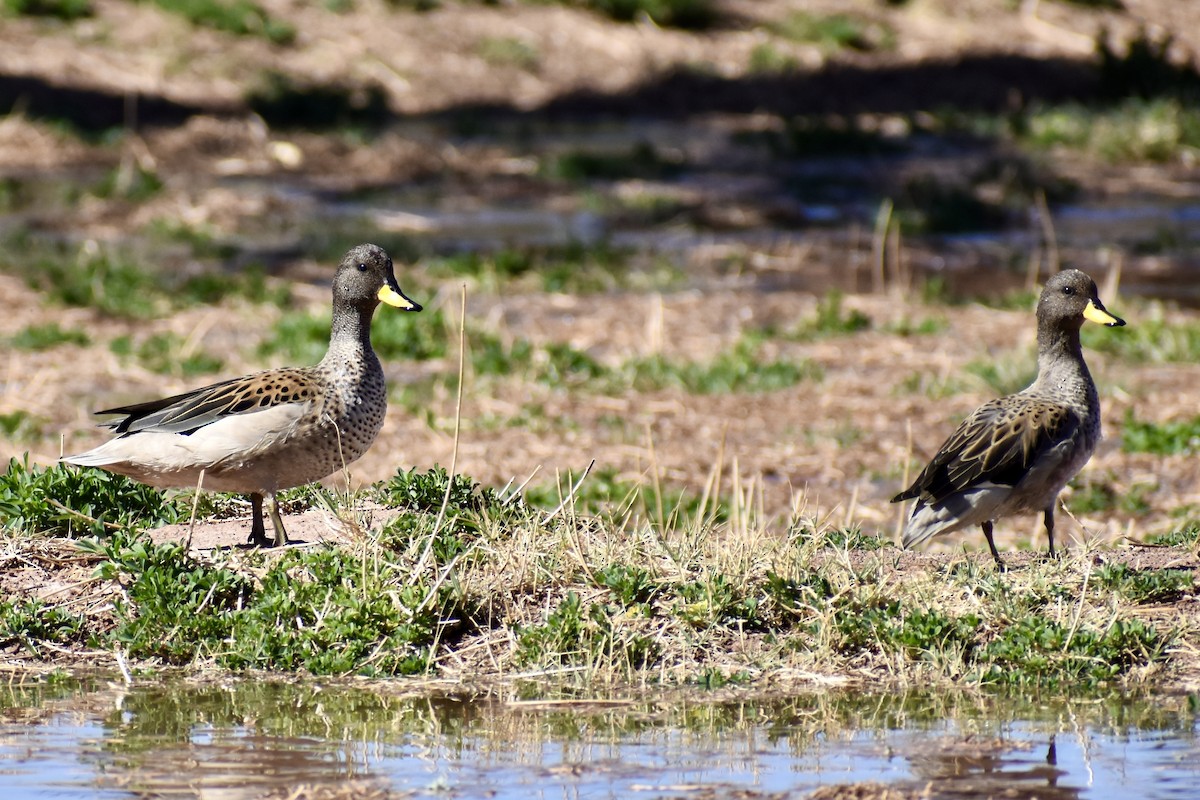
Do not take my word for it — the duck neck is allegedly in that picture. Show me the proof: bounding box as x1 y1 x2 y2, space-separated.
1032 320 1095 406
323 301 376 368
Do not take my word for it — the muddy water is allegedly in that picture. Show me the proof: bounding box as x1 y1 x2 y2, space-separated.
0 678 1196 799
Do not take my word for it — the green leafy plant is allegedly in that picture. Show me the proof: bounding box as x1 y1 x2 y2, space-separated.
0 457 183 536
1145 525 1200 547
1095 563 1196 604
0 600 90 657
979 616 1168 690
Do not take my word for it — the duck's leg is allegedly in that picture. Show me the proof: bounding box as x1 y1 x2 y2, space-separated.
981 521 1006 571
248 493 271 546
266 491 288 547
1044 505 1057 558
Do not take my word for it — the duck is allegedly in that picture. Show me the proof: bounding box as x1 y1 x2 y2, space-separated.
64 243 422 547
892 269 1124 569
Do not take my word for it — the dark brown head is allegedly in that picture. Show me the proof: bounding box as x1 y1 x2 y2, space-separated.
332 243 422 314
1037 269 1124 333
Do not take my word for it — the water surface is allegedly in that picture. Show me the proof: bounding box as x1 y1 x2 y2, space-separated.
1 678 1196 799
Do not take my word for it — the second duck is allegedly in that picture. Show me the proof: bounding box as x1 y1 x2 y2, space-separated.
892 269 1124 569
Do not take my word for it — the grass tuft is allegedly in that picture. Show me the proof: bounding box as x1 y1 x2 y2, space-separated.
8 465 1184 689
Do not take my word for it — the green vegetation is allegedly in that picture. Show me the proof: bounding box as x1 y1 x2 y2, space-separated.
1021 99 1200 163
1 237 288 319
623 337 821 394
965 353 1037 396
768 290 872 340
82 531 445 674
1071 477 1154 516
1121 413 1200 455
524 465 727 525
23 249 162 318
574 0 715 30
464 329 818 396
0 463 1185 689
886 316 947 337
110 332 225 377
979 616 1164 690
2 0 91 19
92 163 164 203
541 143 685 183
747 43 798 75
769 11 890 52
261 304 450 365
0 600 91 658
427 243 667 295
1083 309 1200 363
0 411 43 441
0 457 183 537
1096 563 1195 604
1145 525 1200 548
145 219 241 261
7 323 89 351
148 0 295 44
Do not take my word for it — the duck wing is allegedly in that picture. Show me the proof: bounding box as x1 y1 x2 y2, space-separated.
98 369 322 436
893 397 1080 505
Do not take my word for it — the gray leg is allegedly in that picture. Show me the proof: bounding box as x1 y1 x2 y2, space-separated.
248 493 271 546
266 492 288 547
1044 506 1057 558
981 520 1006 571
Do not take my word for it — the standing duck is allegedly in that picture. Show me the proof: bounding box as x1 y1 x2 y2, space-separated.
892 270 1124 568
64 243 422 547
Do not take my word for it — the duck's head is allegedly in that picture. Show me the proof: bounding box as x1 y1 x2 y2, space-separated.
334 243 422 313
1038 269 1124 331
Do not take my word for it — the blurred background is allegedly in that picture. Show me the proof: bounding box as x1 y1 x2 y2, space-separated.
1 0 1198 546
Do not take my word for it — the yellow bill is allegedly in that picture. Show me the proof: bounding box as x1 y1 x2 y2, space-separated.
378 284 422 311
1083 299 1124 327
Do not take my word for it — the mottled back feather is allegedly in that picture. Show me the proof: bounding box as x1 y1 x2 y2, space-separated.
893 398 1079 505
99 369 322 436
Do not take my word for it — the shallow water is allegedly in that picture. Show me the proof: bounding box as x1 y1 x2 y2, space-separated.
1 679 1196 799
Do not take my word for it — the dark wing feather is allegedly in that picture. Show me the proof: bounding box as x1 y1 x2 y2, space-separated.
893 399 1079 505
97 369 320 436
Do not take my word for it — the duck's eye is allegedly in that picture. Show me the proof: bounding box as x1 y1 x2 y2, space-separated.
1062 285 1074 295
357 262 368 272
